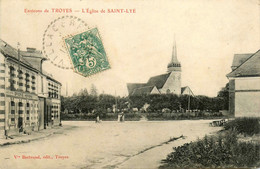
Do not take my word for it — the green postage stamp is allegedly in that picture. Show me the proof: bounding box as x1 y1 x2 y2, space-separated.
64 28 110 77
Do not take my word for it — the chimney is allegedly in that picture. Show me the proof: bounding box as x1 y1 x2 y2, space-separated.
26 47 36 52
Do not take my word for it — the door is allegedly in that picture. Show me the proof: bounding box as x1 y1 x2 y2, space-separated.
18 117 23 132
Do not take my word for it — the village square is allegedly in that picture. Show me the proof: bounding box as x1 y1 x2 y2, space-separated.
0 0 259 169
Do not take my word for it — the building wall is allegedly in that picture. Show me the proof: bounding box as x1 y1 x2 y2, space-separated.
0 42 62 137
160 71 181 94
0 53 5 137
47 79 61 126
38 97 45 130
229 79 235 117
232 77 260 117
37 74 48 97
235 92 260 117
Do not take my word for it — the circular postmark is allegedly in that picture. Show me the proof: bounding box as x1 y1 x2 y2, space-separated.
42 15 89 69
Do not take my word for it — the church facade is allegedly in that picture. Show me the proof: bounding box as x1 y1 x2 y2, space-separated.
127 42 193 96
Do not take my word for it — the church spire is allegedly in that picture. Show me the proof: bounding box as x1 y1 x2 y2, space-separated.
171 36 178 63
167 36 181 72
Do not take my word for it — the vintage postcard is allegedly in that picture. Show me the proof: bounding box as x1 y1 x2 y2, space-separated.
0 0 259 169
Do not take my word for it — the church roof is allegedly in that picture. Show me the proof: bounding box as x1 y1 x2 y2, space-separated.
147 72 171 89
127 83 147 95
132 86 156 95
231 53 252 68
227 49 260 77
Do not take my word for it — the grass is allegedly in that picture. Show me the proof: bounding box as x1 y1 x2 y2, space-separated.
160 118 260 168
224 117 260 136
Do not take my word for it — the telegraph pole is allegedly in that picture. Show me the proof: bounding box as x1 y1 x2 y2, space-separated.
115 90 117 113
188 87 191 111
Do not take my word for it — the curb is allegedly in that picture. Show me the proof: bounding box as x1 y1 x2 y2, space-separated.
0 133 53 147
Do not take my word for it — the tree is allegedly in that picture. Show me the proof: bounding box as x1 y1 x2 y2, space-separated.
217 83 229 110
78 88 89 96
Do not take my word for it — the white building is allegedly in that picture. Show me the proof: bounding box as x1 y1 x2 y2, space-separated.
0 39 61 138
127 41 193 96
227 50 260 117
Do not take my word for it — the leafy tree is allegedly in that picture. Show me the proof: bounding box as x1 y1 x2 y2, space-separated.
78 88 89 96
217 83 229 110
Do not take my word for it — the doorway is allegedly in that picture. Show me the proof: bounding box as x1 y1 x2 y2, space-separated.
18 117 23 132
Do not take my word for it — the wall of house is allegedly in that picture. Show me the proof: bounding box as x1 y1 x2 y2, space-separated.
160 71 181 95
0 53 5 137
37 74 48 97
234 77 260 117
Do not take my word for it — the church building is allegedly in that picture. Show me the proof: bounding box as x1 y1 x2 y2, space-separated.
127 41 193 96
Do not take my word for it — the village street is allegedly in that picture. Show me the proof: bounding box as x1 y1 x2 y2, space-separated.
0 120 221 169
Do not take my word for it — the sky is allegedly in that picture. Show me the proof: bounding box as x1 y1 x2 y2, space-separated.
0 0 259 97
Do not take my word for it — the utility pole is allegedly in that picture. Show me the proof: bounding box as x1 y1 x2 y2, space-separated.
115 90 117 113
188 87 191 112
66 82 68 97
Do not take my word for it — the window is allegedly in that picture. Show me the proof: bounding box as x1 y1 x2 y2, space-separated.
18 70 23 91
9 66 15 91
25 73 30 92
18 102 23 114
11 101 15 106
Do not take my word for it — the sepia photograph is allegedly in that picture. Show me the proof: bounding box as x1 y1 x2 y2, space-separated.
0 0 259 168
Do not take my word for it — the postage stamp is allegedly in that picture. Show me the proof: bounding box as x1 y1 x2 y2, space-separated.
64 27 110 77
42 15 89 69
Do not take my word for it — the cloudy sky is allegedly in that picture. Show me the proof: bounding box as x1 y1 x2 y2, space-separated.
1 0 259 97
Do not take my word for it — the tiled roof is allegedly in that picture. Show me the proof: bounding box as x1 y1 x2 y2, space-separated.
147 72 171 89
0 39 33 66
127 83 147 95
127 72 171 95
132 86 155 95
227 49 260 77
231 54 252 68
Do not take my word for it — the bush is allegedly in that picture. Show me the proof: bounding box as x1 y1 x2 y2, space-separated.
224 117 260 136
160 130 260 168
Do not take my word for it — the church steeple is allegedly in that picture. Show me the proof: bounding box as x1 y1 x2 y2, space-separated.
167 37 181 72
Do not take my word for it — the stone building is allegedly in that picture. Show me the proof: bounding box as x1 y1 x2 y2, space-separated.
127 41 193 96
0 39 61 138
227 50 260 117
